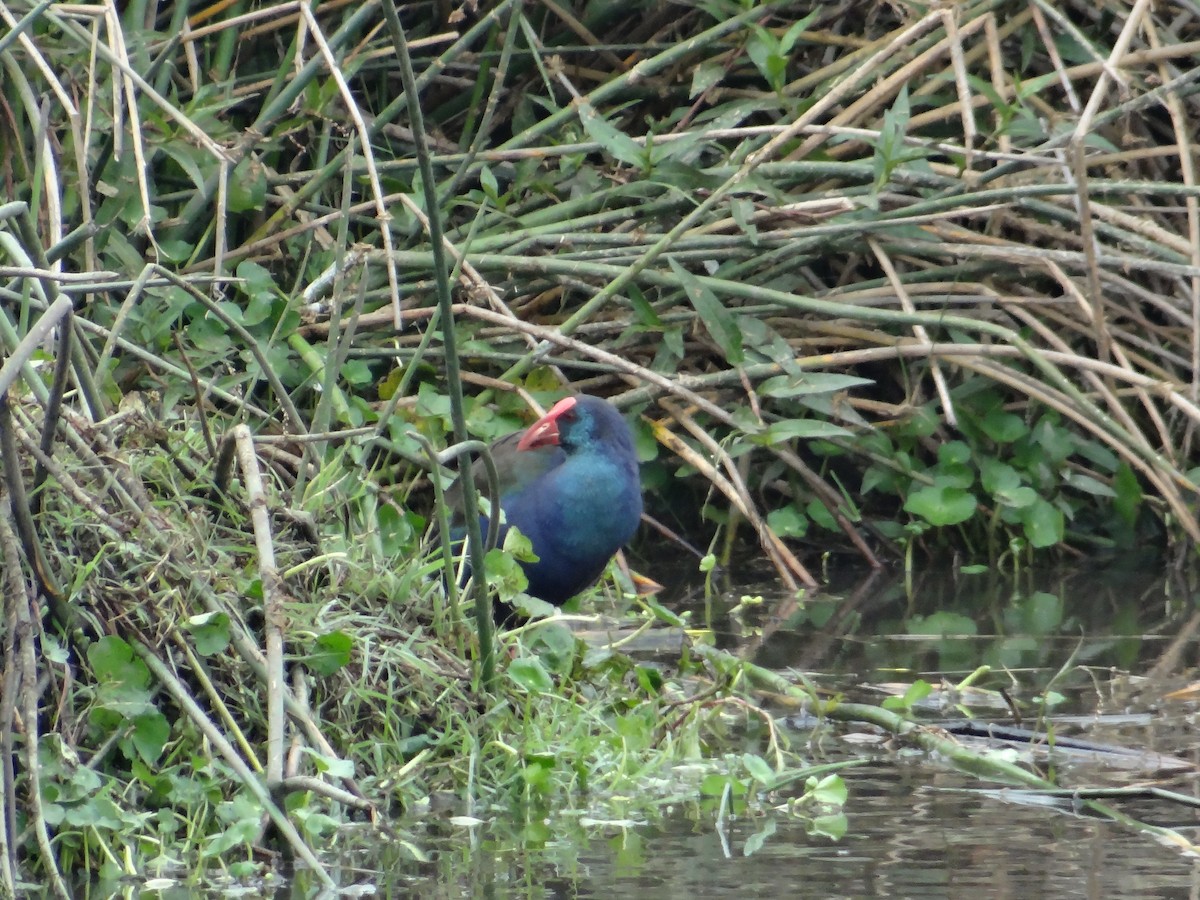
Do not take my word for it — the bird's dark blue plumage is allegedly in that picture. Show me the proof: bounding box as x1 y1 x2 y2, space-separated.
449 395 642 607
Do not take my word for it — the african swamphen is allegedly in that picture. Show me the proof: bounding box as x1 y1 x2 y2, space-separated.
449 395 642 606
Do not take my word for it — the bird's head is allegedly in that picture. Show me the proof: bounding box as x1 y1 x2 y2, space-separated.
516 395 630 455
517 396 579 452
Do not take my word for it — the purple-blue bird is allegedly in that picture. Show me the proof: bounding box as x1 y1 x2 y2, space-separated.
451 395 642 605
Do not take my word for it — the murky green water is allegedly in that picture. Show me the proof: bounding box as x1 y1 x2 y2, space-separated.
355 563 1200 899
357 775 1200 898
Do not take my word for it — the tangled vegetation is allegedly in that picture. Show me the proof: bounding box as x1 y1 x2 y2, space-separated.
3 0 1200 888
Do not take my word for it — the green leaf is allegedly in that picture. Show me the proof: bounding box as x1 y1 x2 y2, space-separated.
523 755 555 792
1063 472 1115 497
700 773 747 797
1013 591 1064 633
746 26 785 92
757 418 852 444
235 260 277 306
979 408 1028 443
528 623 576 675
182 611 231 656
881 678 934 711
810 773 848 805
576 101 644 168
628 285 663 327
298 811 342 839
156 238 194 264
759 373 874 397
376 502 414 556
1076 437 1118 471
62 795 128 830
660 326 684 365
861 463 897 495
1020 497 1064 548
730 197 758 244
227 157 266 213
643 594 685 626
690 60 724 97
908 613 977 636
158 139 210 190
131 712 170 765
668 258 743 363
937 440 972 467
88 636 155 718
779 17 812 55
806 498 838 530
479 164 500 201
1112 462 1142 524
767 505 808 538
742 753 774 785
809 813 849 840
636 665 664 695
43 634 69 664
509 593 557 620
994 485 1038 510
484 546 530 596
1030 418 1075 463
300 747 356 779
508 657 554 694
979 458 1021 495
743 818 776 857
202 816 260 858
904 483 977 526
308 631 353 676
874 85 912 187
501 525 537 562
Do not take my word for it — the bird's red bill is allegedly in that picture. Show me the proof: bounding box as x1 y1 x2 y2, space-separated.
517 396 578 451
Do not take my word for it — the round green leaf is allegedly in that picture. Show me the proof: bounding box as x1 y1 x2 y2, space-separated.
1020 497 1064 547
903 484 977 526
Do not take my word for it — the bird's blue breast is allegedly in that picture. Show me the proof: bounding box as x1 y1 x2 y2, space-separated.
500 451 641 604
448 396 642 609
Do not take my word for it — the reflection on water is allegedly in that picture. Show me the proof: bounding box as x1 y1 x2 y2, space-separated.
348 564 1200 898
729 560 1195 678
363 769 1200 899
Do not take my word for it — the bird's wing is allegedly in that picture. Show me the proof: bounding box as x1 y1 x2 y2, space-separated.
444 431 565 521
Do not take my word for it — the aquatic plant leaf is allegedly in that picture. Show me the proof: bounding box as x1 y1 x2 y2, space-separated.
1113 462 1142 524
1021 497 1064 548
89 636 155 718
743 818 776 857
742 753 774 785
809 813 849 840
810 773 848 806
904 483 977 526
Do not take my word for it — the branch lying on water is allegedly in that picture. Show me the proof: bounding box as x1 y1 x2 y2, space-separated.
700 645 1200 854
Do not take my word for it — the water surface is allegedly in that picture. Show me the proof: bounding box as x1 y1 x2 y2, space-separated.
360 564 1200 899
